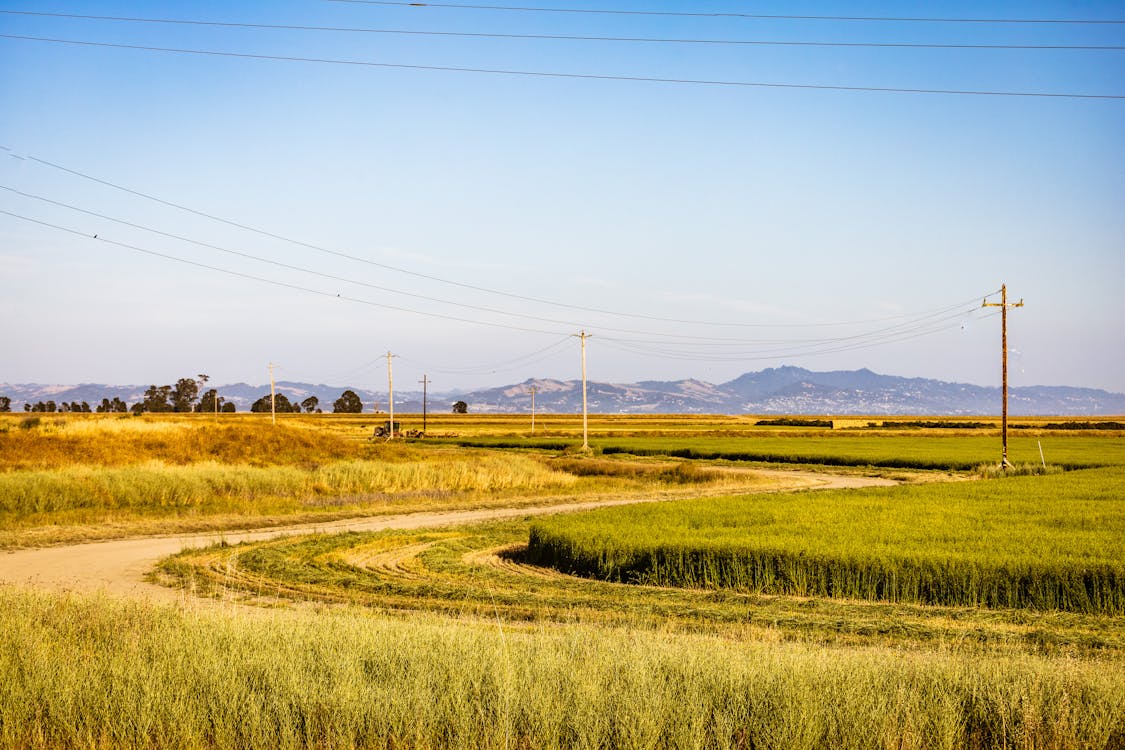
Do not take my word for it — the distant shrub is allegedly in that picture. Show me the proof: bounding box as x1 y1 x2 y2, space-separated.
1042 421 1125 431
755 418 832 428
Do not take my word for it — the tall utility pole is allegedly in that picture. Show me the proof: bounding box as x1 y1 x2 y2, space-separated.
267 362 277 426
418 374 430 433
386 352 395 439
529 385 538 435
577 330 590 451
983 285 1024 468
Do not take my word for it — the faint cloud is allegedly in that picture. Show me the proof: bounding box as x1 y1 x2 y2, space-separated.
574 275 616 289
0 253 39 272
376 246 512 274
658 291 812 322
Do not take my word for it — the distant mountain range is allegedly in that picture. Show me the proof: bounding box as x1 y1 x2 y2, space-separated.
4 366 1124 416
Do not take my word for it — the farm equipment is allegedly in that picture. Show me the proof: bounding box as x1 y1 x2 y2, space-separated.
372 421 401 439
372 421 425 439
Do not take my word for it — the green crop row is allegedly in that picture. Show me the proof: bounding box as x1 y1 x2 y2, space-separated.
526 467 1125 614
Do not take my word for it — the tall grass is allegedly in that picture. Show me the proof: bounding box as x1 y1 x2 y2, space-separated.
0 417 361 471
0 455 577 528
527 467 1125 614
2 589 1122 750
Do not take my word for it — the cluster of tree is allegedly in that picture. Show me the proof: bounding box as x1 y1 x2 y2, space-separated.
250 394 323 414
97 397 130 413
24 400 93 413
0 383 383 416
129 376 233 414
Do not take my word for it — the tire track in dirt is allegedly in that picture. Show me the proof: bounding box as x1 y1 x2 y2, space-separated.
0 469 896 604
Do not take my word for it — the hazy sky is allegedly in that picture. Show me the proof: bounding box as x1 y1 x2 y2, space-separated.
2 1 1123 393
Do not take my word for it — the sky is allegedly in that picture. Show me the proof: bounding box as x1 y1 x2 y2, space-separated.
1 1 1123 395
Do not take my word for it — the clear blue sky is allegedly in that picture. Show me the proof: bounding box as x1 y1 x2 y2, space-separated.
2 1 1123 393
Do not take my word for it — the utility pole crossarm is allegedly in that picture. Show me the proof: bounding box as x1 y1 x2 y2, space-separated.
982 284 1024 469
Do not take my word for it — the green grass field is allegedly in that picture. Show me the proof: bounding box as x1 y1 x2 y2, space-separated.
526 467 1125 614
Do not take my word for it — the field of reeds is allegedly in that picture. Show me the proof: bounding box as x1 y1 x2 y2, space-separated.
525 467 1125 614
3 589 1123 750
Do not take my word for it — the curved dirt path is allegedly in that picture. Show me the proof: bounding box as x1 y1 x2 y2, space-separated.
0 469 895 604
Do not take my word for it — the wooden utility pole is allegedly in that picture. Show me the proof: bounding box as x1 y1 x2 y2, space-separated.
529 385 538 435
386 352 395 440
268 362 277 426
983 285 1024 468
578 331 590 451
418 374 430 433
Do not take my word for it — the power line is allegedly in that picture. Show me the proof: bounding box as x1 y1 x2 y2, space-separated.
3 34 1122 100
0 206 1001 364
0 183 649 335
0 209 572 337
599 309 1001 363
8 183 984 343
0 208 1007 367
4 11 1121 51
4 180 998 346
325 1 1125 25
8 149 1004 331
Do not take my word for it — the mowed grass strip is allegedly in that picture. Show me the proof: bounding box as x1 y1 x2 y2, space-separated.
527 468 1125 614
3 589 1122 750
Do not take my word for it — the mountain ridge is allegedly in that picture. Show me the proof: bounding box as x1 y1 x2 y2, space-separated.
4 367 1124 415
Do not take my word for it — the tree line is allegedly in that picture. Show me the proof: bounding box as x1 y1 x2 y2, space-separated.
0 377 374 415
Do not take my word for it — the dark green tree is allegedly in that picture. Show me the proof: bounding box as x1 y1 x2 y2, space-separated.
452 400 468 414
251 393 296 413
0 396 10 413
138 385 173 413
333 390 363 414
221 401 236 413
171 378 200 413
300 396 319 414
196 389 225 414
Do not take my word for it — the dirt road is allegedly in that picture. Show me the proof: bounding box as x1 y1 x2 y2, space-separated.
0 469 895 604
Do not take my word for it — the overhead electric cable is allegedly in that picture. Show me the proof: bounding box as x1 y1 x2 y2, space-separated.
325 1 1125 25
0 190 996 354
6 184 982 343
8 148 1003 331
4 11 1122 51
599 309 1000 363
597 307 984 358
0 209 573 337
3 35 1122 100
397 336 573 375
0 183 662 335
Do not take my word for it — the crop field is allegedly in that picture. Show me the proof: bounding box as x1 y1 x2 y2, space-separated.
526 467 1125 613
2 412 1124 748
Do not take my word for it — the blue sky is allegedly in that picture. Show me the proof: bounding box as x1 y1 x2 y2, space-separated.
2 1 1123 393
